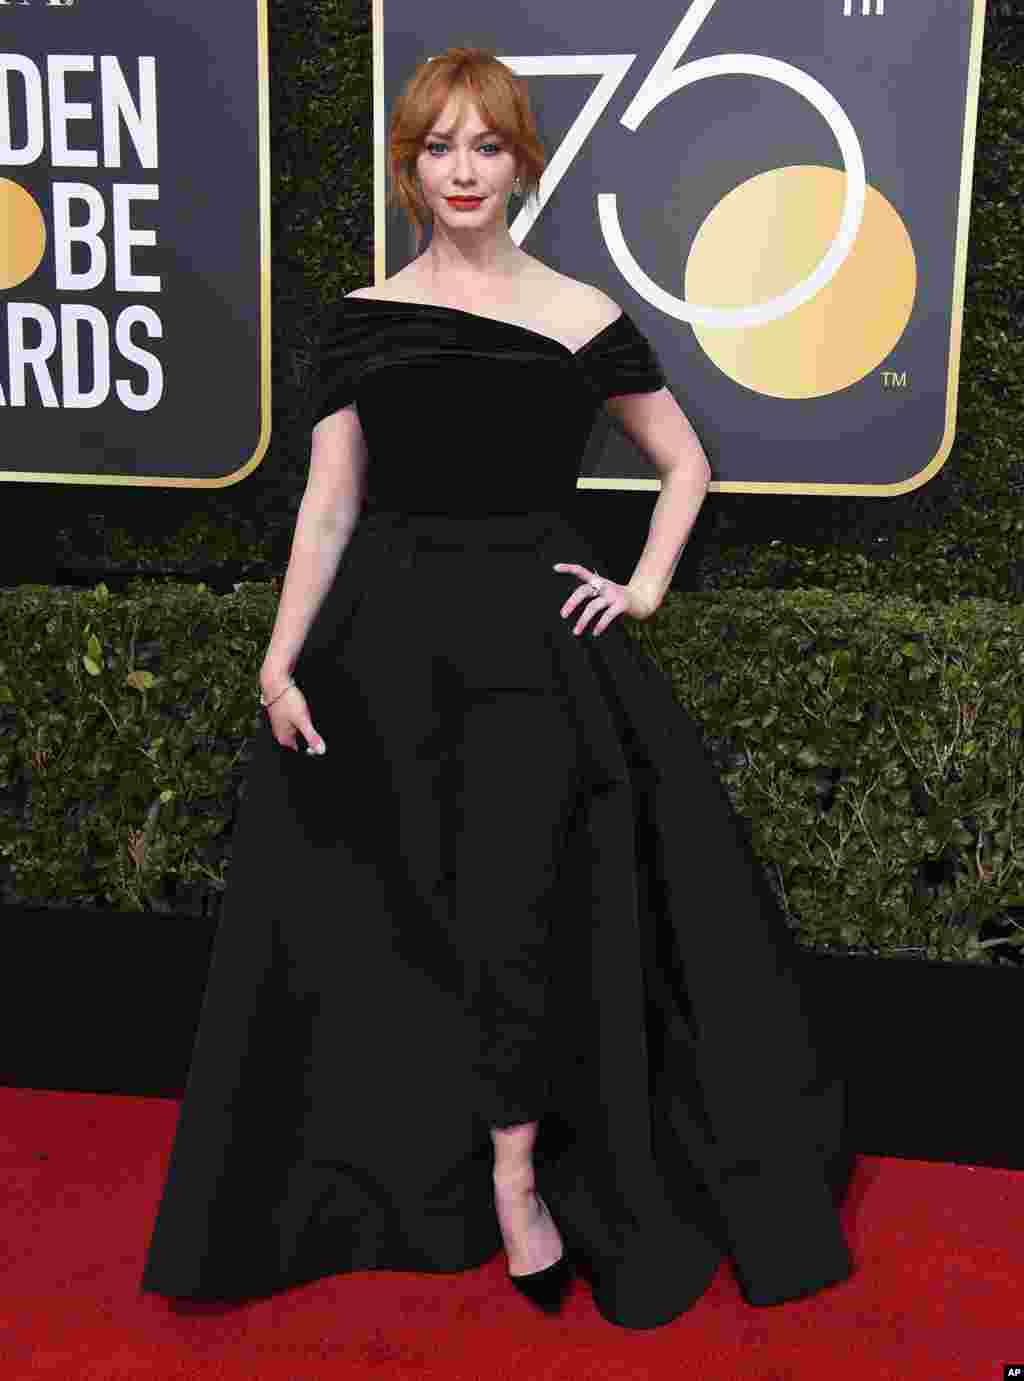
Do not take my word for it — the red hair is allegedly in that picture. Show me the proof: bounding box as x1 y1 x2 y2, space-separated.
388 46 546 253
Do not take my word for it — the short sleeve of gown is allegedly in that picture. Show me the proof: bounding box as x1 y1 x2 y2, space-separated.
586 311 668 402
307 299 378 429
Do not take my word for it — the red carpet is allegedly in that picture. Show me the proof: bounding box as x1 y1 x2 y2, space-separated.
2 1086 1022 1379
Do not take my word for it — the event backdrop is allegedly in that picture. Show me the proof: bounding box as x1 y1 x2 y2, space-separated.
374 0 988 498
0 1 987 498
0 0 270 490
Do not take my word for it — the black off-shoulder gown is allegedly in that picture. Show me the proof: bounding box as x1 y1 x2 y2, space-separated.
139 297 856 1329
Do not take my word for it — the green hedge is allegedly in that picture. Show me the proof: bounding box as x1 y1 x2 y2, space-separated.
0 581 278 917
637 590 1024 964
2 578 1022 966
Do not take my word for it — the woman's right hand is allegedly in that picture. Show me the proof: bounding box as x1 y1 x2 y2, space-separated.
262 680 326 755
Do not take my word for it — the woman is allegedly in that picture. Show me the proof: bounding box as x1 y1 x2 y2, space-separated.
140 46 856 1329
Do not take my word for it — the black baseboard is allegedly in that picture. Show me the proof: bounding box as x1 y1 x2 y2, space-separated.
2 903 1019 1170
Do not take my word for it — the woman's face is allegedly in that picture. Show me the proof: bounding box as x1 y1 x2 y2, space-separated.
414 97 519 229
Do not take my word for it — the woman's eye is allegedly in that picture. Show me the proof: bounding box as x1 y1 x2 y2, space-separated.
425 142 501 156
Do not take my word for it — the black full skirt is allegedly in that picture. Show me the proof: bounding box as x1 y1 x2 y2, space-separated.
139 508 856 1330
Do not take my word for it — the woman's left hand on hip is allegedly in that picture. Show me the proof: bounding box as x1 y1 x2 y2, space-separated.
553 563 657 636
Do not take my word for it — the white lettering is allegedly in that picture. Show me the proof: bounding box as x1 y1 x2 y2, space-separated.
0 54 158 167
0 302 164 412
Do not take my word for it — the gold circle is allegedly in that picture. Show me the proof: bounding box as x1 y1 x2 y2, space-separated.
686 166 915 399
0 178 47 290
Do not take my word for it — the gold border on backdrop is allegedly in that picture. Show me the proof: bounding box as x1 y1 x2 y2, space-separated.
372 0 988 499
1 0 273 490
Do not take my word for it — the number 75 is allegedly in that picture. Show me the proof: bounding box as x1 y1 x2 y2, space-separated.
470 0 868 330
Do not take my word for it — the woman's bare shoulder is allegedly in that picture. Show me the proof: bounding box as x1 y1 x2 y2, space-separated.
531 261 615 308
344 270 422 302
520 269 622 348
573 276 620 313
554 274 622 336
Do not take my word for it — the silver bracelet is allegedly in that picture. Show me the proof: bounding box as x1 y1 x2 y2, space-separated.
260 676 296 710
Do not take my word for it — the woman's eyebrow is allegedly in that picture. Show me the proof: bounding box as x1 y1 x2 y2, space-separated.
426 128 499 138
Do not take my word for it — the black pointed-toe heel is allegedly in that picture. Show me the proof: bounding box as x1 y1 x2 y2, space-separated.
506 1192 574 1315
508 1251 574 1314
